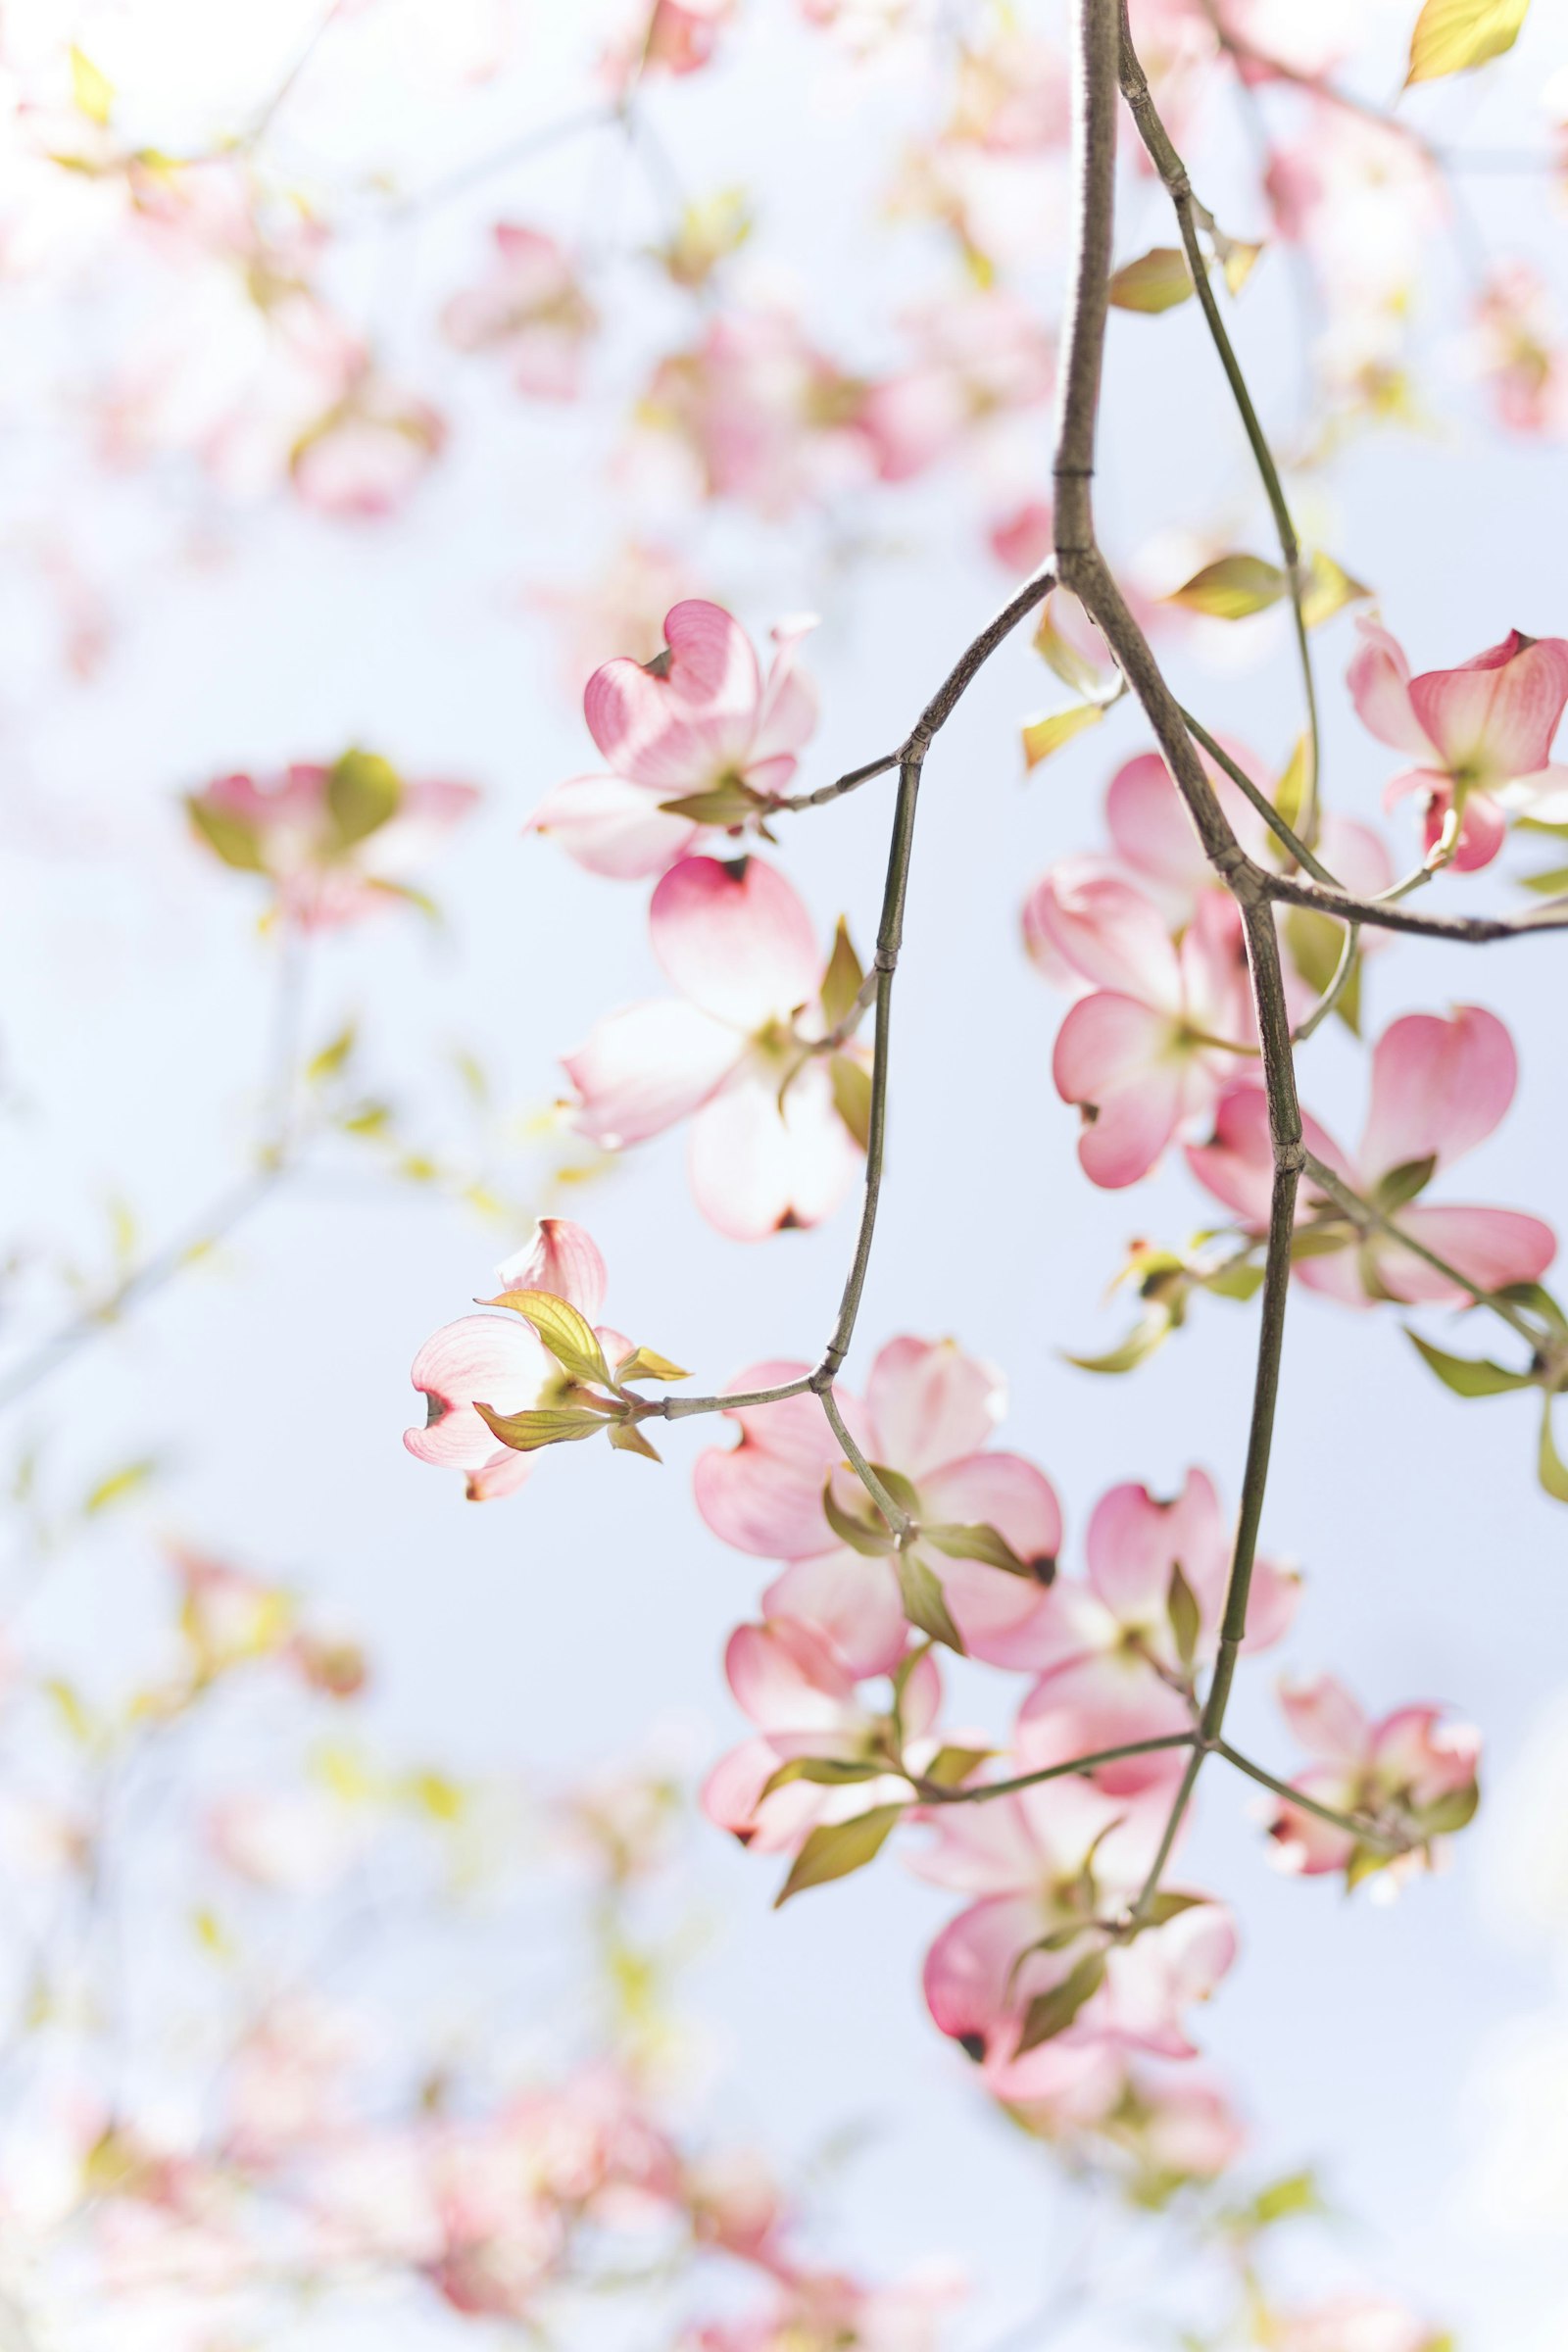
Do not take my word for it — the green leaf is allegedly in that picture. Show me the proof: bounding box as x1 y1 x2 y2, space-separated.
829 1054 873 1152
1062 1316 1171 1374
897 1551 966 1653
1032 594 1109 698
1021 703 1105 769
1219 237 1263 296
1015 1950 1107 2054
773 1803 906 1906
325 750 402 849
186 797 269 874
1284 906 1361 1034
608 1420 662 1462
1167 554 1285 620
1273 735 1310 834
1406 1331 1536 1397
1497 1280 1568 1332
658 775 767 826
1406 0 1530 84
921 1520 1040 1580
1167 1561 1200 1670
83 1458 159 1516
1375 1154 1438 1212
921 1744 994 1788
613 1346 690 1384
819 917 864 1030
1539 1402 1568 1502
1420 1782 1479 1836
1520 862 1568 895
761 1755 885 1798
306 1025 358 1084
1201 1259 1266 1302
1243 2169 1324 2229
473 1402 612 1452
480 1288 612 1389
1139 1889 1206 1930
1108 246 1194 314
1300 551 1372 629
822 1478 896 1556
69 44 114 123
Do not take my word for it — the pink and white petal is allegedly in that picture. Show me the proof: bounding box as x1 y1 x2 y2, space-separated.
1348 618 1435 758
1502 760 1568 823
1371 1201 1556 1303
1179 892 1254 1046
651 856 822 1028
1105 741 1269 904
688 1062 858 1242
922 1894 1044 2049
524 773 700 880
1267 1782 1358 1877
466 1447 538 1503
1241 1554 1301 1653
564 999 738 1149
693 1371 852 1560
1314 812 1396 905
1185 1079 1278 1229
1086 1469 1227 1637
495 1217 607 1319
1001 1580 1121 1681
918 1453 1063 1577
1054 994 1184 1190
1451 789 1510 870
405 1315 552 1470
1097 1901 1237 2058
752 617 820 764
702 1739 831 1852
725 1618 858 1735
931 1556 1059 1671
1371 1705 1480 1802
1278 1673 1369 1767
584 600 760 790
865 1341 1005 1482
1408 632 1568 781
1295 1247 1377 1309
762 1551 906 1679
1017 1654 1194 1793
1358 1005 1518 1181
1030 867 1185 1005
901 1648 945 1744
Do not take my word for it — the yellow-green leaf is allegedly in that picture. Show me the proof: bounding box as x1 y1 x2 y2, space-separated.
474 1402 612 1452
69 45 114 124
1033 593 1109 698
829 1053 873 1151
1220 238 1263 296
1022 703 1104 769
897 1550 965 1653
613 1345 690 1384
1406 0 1530 84
326 750 402 848
658 775 767 826
608 1420 662 1462
1108 247 1194 314
1016 1949 1106 2053
1300 550 1372 629
83 1458 158 1516
1167 555 1285 620
481 1288 612 1388
773 1803 906 1906
819 915 864 1031
186 796 269 874
1539 1402 1568 1502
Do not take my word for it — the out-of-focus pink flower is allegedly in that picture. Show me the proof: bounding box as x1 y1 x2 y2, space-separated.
530 599 817 880
860 293 1054 482
1263 1673 1481 1887
530 542 694 700
1010 2053 1247 2188
1029 867 1253 1188
642 311 876 516
1268 2294 1450 2352
602 0 736 89
702 1614 942 1853
1471 263 1568 439
442 225 598 398
988 500 1054 573
289 376 446 518
564 856 864 1239
917 1777 1235 2094
1017 1469 1298 1790
694 1336 1062 1665
1348 615 1568 868
186 752 476 929
405 1218 619 1500
1188 1005 1556 1307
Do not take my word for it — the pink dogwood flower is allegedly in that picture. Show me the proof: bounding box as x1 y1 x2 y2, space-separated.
916 1777 1235 2096
602 0 735 89
1348 615 1568 869
1029 868 1254 1188
441 226 598 399
693 1336 1063 1665
186 752 477 929
564 856 865 1240
702 1613 943 1853
529 599 818 880
405 1219 624 1500
1263 1674 1481 1889
1016 1470 1298 1791
1269 2295 1451 2352
1187 1005 1556 1307
640 311 877 517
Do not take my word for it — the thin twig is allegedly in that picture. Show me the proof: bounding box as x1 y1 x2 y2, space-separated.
1215 1740 1406 1853
914 1734 1196 1806
1300 1152 1543 1345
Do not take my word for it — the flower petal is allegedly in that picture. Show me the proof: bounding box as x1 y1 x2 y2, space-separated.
1348 617 1435 758
1373 1201 1555 1302
405 1314 552 1470
865 1339 1005 1479
1408 631 1568 782
525 773 701 880
1028 866 1184 1005
1054 994 1184 1189
495 1218 607 1319
584 599 760 790
1358 1005 1518 1181
564 999 739 1149
651 856 822 1027
688 1060 860 1240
